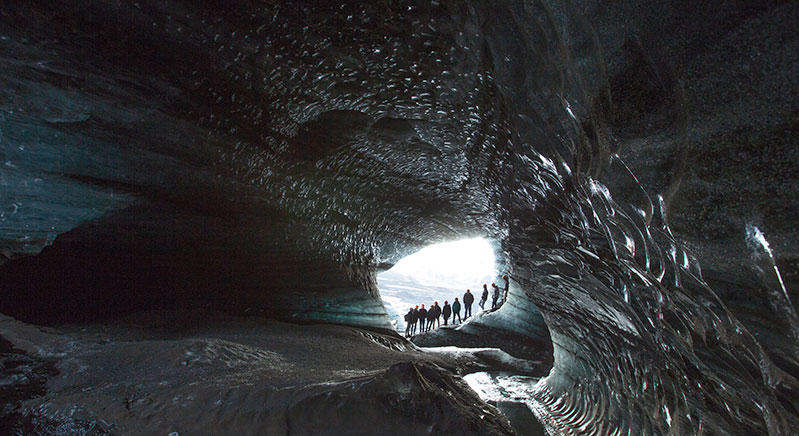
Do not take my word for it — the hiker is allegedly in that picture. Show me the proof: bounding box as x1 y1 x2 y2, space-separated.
433 301 441 329
427 303 437 331
442 301 452 325
491 282 500 308
404 307 414 337
418 304 428 333
409 305 419 336
414 305 422 335
463 289 474 318
479 284 489 310
452 298 461 324
502 274 510 305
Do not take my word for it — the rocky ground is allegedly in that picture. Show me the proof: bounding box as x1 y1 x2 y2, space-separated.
0 310 543 436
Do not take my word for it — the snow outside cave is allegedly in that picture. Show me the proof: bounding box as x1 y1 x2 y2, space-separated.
378 238 496 332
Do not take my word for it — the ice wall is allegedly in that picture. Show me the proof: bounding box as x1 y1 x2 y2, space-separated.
0 0 797 434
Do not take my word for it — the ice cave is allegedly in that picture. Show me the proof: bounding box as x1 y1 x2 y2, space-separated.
0 1 797 435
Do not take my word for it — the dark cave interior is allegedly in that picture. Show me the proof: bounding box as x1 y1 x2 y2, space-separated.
0 1 797 434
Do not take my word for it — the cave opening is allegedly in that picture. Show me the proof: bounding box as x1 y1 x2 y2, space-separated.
377 238 496 333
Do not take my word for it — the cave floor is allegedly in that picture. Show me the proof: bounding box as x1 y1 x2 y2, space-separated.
0 310 537 435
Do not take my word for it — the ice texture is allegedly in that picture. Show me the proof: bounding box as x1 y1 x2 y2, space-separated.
0 1 797 435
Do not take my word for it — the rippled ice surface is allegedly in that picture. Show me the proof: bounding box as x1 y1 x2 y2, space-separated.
464 372 551 436
0 1 796 435
464 372 541 404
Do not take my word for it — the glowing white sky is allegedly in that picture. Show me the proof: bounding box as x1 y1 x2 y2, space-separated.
387 237 495 289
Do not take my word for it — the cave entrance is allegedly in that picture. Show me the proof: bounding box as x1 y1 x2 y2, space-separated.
377 238 496 333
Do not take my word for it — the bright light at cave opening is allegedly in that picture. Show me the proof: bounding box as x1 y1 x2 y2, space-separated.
377 238 496 332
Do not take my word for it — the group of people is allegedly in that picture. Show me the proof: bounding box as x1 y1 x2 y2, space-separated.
403 275 509 337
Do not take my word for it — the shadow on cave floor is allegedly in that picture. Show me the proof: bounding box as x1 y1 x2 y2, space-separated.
0 309 534 435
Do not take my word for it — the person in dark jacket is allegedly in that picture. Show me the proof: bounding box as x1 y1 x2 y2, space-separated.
463 289 474 318
433 302 442 329
404 307 414 337
479 284 489 309
452 298 461 324
491 282 500 309
408 306 419 336
412 305 419 335
442 301 451 325
426 303 436 331
418 304 428 333
502 274 510 306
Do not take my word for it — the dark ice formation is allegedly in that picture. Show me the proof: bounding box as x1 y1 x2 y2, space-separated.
0 0 797 435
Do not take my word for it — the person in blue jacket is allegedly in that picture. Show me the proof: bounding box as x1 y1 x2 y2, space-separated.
451 298 461 324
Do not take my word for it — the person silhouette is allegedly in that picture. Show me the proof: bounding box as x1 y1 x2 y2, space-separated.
480 284 489 310
418 304 428 333
463 289 474 318
491 282 500 309
452 298 461 324
442 300 451 325
427 303 437 331
409 305 419 336
404 307 414 337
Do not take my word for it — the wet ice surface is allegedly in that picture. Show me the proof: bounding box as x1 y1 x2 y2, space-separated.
0 1 796 435
465 372 541 404
421 345 551 435
464 372 550 436
1 312 517 435
422 345 545 376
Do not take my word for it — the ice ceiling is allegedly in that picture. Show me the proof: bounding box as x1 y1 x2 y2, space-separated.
0 0 797 435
